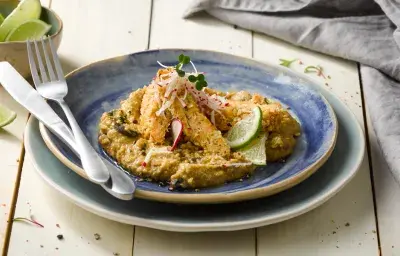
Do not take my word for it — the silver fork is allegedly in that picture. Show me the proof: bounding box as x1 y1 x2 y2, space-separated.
27 38 110 185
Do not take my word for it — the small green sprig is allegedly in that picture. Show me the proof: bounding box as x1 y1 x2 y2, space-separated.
175 54 191 77
174 54 208 90
279 58 297 68
13 217 44 228
304 65 326 79
188 73 208 90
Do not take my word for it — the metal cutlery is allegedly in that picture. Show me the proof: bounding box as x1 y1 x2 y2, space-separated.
0 59 135 200
26 38 110 185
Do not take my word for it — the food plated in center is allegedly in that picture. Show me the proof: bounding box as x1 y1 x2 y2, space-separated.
98 54 301 190
38 49 337 203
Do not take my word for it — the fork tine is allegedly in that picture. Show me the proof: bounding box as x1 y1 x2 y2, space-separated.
33 40 49 83
26 41 42 86
48 37 65 81
41 38 56 81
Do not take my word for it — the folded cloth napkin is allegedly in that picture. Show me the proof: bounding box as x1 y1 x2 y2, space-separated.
183 0 400 184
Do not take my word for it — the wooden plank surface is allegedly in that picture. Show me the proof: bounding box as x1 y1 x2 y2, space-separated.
366 107 400 255
2 0 385 255
253 35 379 255
49 0 152 74
6 0 152 255
0 87 28 254
8 168 134 256
134 228 255 256
149 0 251 57
1 1 51 254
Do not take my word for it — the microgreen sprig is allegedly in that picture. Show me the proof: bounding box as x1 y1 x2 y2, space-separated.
174 54 208 90
13 217 44 228
304 65 326 79
175 54 191 77
13 207 44 228
188 73 208 90
279 58 297 68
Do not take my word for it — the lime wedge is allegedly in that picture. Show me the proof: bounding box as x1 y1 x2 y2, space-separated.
0 0 42 42
0 104 17 128
0 14 4 26
225 106 262 149
237 133 267 165
5 19 51 42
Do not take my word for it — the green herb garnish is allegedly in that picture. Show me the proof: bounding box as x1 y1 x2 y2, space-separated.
279 58 297 68
12 205 44 228
188 73 208 90
173 54 208 90
304 65 326 79
175 54 191 77
13 217 44 228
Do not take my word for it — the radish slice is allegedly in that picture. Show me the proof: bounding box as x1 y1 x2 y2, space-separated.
210 110 216 126
177 97 187 108
155 92 176 116
183 89 188 100
157 61 170 69
170 119 183 151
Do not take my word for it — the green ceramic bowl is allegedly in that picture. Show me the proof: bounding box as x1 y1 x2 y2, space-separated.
0 1 63 78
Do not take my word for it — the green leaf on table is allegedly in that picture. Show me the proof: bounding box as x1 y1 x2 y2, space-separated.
279 58 297 68
13 217 44 228
304 65 326 79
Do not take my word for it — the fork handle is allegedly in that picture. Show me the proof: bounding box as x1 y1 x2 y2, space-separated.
58 100 110 184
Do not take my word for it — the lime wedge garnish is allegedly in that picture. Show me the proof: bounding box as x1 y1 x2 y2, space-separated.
0 104 17 128
0 0 42 42
0 14 4 26
237 133 267 165
5 19 51 42
225 106 262 149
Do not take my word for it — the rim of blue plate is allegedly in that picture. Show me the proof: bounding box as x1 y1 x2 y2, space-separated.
39 48 339 204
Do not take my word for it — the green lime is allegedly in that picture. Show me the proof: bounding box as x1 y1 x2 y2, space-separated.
237 133 267 165
0 14 4 26
0 104 17 128
0 0 42 42
5 19 51 42
225 106 262 149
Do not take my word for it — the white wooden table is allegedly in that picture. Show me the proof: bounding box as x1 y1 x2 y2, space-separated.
1 0 399 255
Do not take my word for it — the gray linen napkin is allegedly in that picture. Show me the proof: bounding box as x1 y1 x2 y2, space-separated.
183 0 400 184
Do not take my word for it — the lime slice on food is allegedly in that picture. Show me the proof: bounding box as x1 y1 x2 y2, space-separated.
237 133 267 165
0 14 4 26
0 0 42 42
5 19 51 42
225 106 262 149
0 104 17 128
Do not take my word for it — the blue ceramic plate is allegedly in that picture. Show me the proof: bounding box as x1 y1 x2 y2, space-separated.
39 49 338 204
